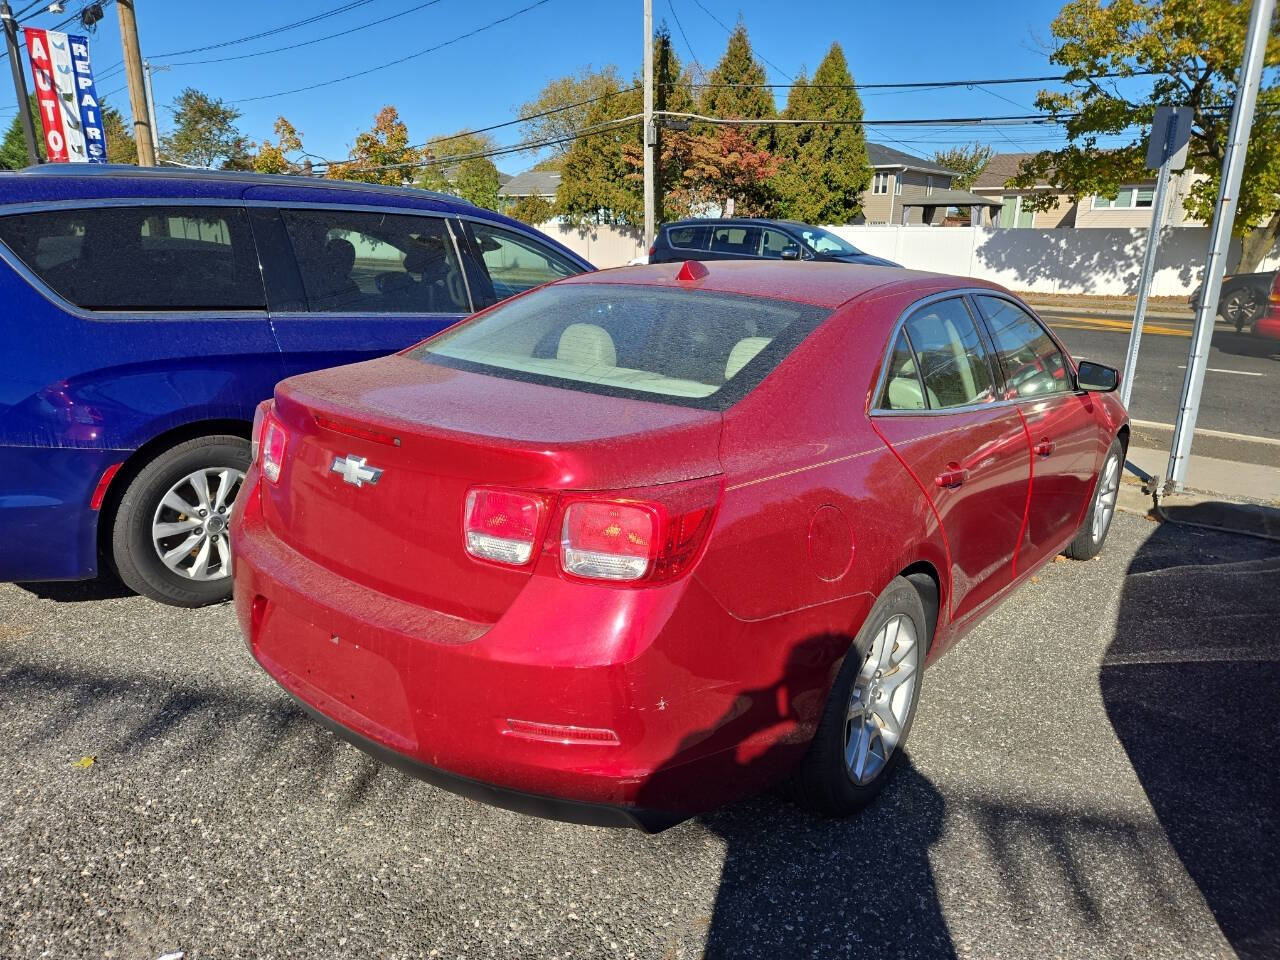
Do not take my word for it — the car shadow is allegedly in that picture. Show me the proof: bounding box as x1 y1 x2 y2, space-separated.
1100 516 1280 959
1207 328 1280 360
15 574 136 603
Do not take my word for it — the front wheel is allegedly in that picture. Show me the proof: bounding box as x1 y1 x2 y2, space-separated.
110 435 250 607
791 577 927 817
1065 438 1123 561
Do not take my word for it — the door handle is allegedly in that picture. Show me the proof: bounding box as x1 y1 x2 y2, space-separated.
935 465 969 488
1034 438 1056 457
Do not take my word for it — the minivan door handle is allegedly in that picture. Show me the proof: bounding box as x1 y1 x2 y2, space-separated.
1034 438 1056 457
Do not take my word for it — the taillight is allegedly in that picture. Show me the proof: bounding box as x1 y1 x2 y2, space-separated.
561 501 658 581
559 480 721 585
464 488 545 566
1271 273 1280 303
254 407 288 484
648 244 656 258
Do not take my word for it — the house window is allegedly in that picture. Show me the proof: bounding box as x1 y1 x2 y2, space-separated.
873 172 889 195
998 196 1035 228
894 176 902 196
926 176 934 196
1092 186 1156 209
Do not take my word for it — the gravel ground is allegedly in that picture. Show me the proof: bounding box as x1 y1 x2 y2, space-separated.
2 511 1277 960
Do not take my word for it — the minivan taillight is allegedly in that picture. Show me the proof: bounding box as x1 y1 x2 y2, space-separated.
253 407 288 484
464 488 546 566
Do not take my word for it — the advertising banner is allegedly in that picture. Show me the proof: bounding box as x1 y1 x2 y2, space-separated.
24 28 108 163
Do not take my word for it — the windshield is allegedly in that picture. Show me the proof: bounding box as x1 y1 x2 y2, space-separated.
410 283 829 410
798 226 862 257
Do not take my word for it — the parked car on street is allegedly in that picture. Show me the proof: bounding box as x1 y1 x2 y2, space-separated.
0 165 591 606
231 259 1128 829
1189 269 1278 331
1250 271 1280 342
648 218 901 267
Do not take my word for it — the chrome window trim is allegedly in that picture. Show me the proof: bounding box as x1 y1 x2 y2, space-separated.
869 288 1082 418
0 199 269 321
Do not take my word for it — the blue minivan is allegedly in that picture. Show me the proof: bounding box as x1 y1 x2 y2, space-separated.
0 165 591 606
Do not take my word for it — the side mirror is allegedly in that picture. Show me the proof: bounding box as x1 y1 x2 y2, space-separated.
780 247 800 260
1076 360 1119 392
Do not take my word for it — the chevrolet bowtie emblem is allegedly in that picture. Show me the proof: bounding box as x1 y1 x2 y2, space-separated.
330 454 383 488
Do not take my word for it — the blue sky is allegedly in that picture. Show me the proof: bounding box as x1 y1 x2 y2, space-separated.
1 0 1146 172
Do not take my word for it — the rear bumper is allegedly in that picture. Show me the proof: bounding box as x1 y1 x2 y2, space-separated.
230 476 835 826
1254 311 1280 340
0 444 124 581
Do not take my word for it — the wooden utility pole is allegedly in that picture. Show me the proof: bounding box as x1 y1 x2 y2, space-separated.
116 0 155 166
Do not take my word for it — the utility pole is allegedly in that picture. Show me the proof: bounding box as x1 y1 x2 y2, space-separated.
143 59 161 161
1164 0 1276 493
116 0 155 166
642 0 655 249
1120 105 1191 408
1 0 40 165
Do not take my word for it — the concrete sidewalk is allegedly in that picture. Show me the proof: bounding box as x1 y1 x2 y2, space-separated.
1125 444 1280 506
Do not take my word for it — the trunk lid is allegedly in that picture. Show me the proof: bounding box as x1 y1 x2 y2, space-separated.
263 354 723 621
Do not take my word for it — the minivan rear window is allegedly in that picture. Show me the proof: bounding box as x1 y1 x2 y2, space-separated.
0 205 265 311
411 283 829 410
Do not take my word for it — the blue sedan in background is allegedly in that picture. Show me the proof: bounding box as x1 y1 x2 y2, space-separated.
0 165 591 606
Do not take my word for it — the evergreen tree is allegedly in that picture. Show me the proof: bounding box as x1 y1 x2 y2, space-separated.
698 22 776 148
771 43 870 224
0 95 44 169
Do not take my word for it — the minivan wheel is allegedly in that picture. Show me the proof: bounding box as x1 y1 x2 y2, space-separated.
792 576 927 817
111 435 250 607
1065 438 1123 561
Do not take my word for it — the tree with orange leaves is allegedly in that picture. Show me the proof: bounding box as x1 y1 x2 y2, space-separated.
326 106 423 186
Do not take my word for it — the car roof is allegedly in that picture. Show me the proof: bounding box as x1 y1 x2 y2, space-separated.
558 259 1007 309
662 217 801 230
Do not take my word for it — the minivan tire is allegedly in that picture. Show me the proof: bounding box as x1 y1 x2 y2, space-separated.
791 576 927 817
111 435 250 607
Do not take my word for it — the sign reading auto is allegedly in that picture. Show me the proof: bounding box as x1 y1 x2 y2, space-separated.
23 28 107 163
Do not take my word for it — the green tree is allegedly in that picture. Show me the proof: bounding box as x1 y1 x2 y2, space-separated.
770 43 870 223
252 117 303 174
102 103 138 165
1012 0 1280 271
507 193 554 225
519 65 627 167
416 131 502 210
326 106 423 186
0 95 44 169
160 88 245 168
934 142 994 191
698 21 776 148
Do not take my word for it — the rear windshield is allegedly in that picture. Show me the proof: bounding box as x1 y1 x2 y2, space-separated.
410 283 829 410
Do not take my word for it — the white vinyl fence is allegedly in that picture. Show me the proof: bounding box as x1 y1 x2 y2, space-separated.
542 220 1280 298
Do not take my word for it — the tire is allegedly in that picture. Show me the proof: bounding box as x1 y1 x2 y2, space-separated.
791 576 928 817
110 435 250 607
1223 288 1260 333
1065 438 1123 561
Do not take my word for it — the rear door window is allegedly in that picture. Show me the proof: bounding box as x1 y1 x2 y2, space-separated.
973 295 1073 399
709 226 762 256
666 225 711 252
463 221 580 306
280 208 468 314
901 298 996 408
0 205 264 310
411 283 829 410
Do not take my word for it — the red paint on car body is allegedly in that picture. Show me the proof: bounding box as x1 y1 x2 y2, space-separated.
230 262 1128 828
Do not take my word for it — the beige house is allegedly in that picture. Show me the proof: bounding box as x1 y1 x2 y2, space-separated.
860 144 965 225
971 151 1206 229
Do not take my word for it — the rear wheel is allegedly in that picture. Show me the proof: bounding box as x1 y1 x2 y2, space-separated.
110 435 249 607
1223 288 1261 332
1066 438 1122 561
792 577 927 817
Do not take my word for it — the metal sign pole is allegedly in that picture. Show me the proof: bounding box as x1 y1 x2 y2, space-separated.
1121 108 1187 408
1165 0 1276 493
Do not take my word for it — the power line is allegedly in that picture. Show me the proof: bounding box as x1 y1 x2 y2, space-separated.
666 0 698 65
686 0 793 81
417 85 640 150
668 70 1158 91
0 0 118 64
228 0 555 105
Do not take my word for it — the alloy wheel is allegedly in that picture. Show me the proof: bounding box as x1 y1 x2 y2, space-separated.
151 466 244 581
1092 453 1120 543
844 613 920 786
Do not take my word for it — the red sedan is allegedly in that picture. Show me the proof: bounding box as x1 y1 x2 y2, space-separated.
230 260 1128 831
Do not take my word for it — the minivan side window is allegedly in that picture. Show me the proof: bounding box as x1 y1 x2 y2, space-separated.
760 228 801 259
465 222 579 305
666 225 712 252
280 208 468 314
974 295 1073 399
902 298 996 408
0 205 264 311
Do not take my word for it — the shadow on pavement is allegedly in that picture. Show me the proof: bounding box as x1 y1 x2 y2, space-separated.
16 574 136 603
1102 520 1280 959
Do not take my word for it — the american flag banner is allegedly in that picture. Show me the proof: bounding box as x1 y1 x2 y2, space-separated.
24 28 108 163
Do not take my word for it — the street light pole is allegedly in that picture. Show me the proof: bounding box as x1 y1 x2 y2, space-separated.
143 59 161 161
1 0 40 165
642 0 655 249
1164 0 1276 492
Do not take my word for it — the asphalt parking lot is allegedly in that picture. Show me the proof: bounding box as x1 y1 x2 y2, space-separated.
2 510 1277 960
